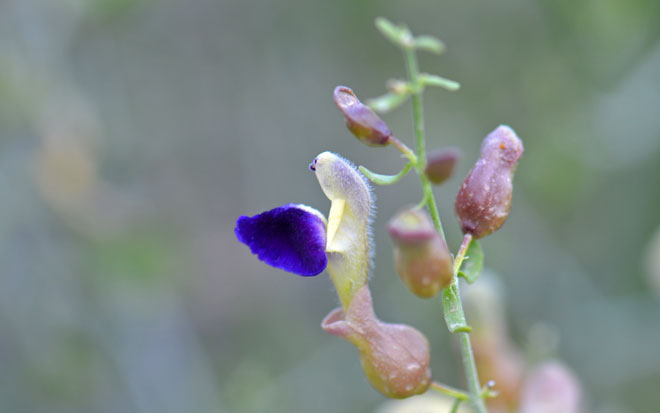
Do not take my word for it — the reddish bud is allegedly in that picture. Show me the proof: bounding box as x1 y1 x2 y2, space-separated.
424 147 459 185
333 86 392 146
519 361 582 413
388 208 453 298
455 125 523 239
322 285 432 398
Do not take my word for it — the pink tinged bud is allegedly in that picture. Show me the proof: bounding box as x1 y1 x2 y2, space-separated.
322 285 432 398
455 125 523 239
333 86 392 147
388 208 453 298
519 361 582 413
424 147 459 185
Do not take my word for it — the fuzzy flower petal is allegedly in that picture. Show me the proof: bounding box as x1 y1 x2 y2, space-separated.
235 204 327 276
311 152 373 309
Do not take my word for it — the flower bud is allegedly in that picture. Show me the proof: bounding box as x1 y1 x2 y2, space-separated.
322 285 432 398
333 86 392 146
455 125 523 239
388 208 453 298
519 361 582 413
424 147 459 185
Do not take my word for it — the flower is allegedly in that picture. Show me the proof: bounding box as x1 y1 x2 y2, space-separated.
235 151 433 399
235 151 372 308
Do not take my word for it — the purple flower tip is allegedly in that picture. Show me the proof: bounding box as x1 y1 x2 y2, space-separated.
235 204 327 276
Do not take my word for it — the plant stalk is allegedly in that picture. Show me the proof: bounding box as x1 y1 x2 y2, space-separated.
403 46 487 413
430 381 469 401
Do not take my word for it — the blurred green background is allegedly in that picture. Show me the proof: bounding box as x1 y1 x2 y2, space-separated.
1 0 660 412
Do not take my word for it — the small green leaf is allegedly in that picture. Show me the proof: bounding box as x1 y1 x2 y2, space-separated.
419 73 461 91
458 240 483 284
375 17 413 48
367 91 410 113
442 285 472 333
359 163 412 186
413 35 446 54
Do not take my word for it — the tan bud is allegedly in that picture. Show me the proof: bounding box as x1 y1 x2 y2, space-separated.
388 208 453 298
322 285 432 398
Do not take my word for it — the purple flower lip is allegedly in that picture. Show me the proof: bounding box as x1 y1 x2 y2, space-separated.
309 158 318 171
235 203 327 276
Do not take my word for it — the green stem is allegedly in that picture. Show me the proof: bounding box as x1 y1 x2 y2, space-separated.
429 381 469 401
450 235 486 412
404 47 446 240
422 175 445 240
403 46 487 413
450 398 463 413
404 47 427 171
453 233 473 274
458 320 487 412
389 136 418 164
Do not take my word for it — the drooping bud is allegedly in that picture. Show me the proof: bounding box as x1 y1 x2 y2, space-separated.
388 208 453 298
333 86 392 147
424 147 459 185
519 361 582 413
455 125 523 239
322 285 432 398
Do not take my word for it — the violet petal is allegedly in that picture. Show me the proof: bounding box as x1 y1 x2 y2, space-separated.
235 204 327 276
